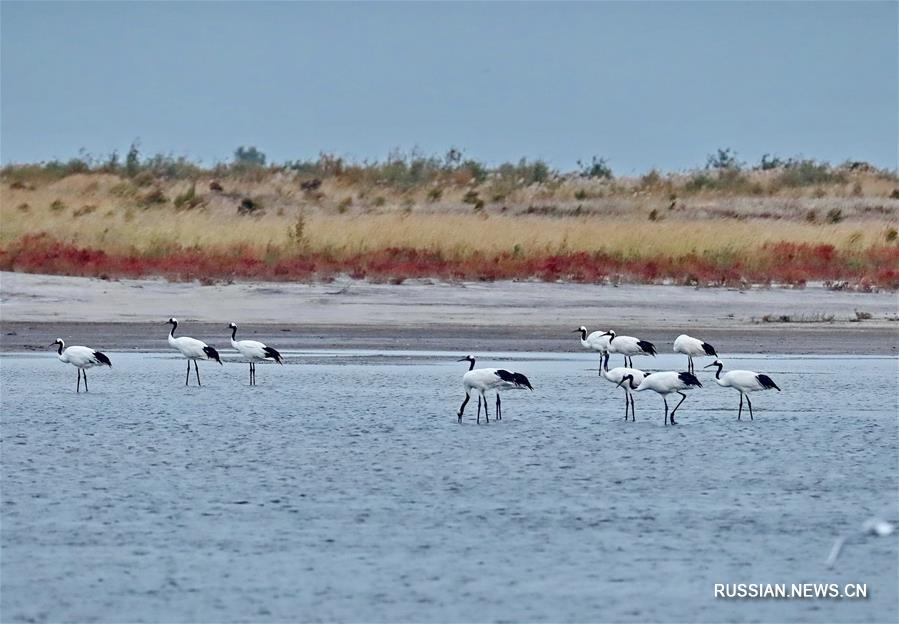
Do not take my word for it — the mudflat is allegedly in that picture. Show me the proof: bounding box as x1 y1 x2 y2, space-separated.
1 271 897 354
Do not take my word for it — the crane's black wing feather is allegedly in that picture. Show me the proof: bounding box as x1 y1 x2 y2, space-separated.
701 342 717 356
637 340 657 356
203 346 223 364
263 345 284 364
756 374 780 391
495 369 534 390
93 351 112 367
678 371 702 387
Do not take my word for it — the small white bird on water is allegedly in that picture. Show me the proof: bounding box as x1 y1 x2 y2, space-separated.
166 318 222 386
673 334 718 373
617 370 702 425
704 359 780 420
456 355 533 423
600 352 646 421
50 339 111 392
600 330 657 368
228 322 283 386
574 326 611 375
826 517 895 568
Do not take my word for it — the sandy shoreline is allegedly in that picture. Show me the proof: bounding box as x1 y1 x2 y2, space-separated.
1 271 897 354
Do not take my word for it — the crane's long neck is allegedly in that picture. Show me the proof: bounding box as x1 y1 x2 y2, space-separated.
578 329 588 346
712 362 723 379
468 358 475 371
57 341 64 355
169 322 178 338
600 352 611 377
231 326 238 341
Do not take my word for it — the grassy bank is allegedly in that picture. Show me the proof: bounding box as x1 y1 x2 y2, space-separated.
2 150 897 287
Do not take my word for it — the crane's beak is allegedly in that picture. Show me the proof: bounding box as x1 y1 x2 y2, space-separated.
703 363 716 368
571 329 582 333
456 357 469 362
48 343 56 347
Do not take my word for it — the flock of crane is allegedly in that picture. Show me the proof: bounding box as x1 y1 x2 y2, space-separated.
50 318 781 426
455 327 780 425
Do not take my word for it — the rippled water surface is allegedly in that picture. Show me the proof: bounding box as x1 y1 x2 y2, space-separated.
1 351 896 623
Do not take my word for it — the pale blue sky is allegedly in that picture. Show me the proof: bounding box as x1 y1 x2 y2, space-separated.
1 1 896 173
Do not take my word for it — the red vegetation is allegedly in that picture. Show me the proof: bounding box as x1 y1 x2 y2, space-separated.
1 234 897 288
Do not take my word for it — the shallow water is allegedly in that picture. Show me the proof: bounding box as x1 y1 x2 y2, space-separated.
1 350 896 623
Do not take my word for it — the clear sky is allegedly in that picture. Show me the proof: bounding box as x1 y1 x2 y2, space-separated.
1 1 896 173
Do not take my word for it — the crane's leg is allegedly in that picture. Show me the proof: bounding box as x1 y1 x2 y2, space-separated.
482 392 489 423
663 397 669 426
457 394 470 423
194 360 201 387
737 394 743 420
746 395 753 420
630 394 636 421
476 395 481 423
623 392 628 420
496 393 502 421
76 369 81 393
688 356 693 374
253 362 256 385
670 391 687 425
186 360 191 386
83 370 89 392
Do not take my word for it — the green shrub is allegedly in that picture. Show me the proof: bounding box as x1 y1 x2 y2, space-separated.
577 156 613 180
776 160 846 187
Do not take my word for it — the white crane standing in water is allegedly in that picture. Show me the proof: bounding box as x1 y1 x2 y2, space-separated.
704 359 780 420
574 326 611 375
166 318 222 386
600 330 657 368
617 371 702 425
50 339 111 392
673 334 718 373
228 322 284 385
456 355 533 423
600 352 646 421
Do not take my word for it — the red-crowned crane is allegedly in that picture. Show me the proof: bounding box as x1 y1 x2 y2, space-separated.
50 339 111 392
600 352 646 421
574 326 612 375
166 318 221 386
600 330 657 368
617 371 702 425
673 334 718 373
228 322 284 385
704 359 780 420
456 355 533 423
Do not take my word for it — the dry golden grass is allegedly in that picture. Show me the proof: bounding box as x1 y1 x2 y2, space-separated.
2 168 897 261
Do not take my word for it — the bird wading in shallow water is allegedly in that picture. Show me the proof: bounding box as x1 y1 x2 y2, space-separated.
673 334 718 374
618 370 702 425
50 339 111 392
166 318 222 386
600 352 646 421
228 323 284 385
600 330 657 368
456 355 533 423
705 359 780 420
573 326 612 375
